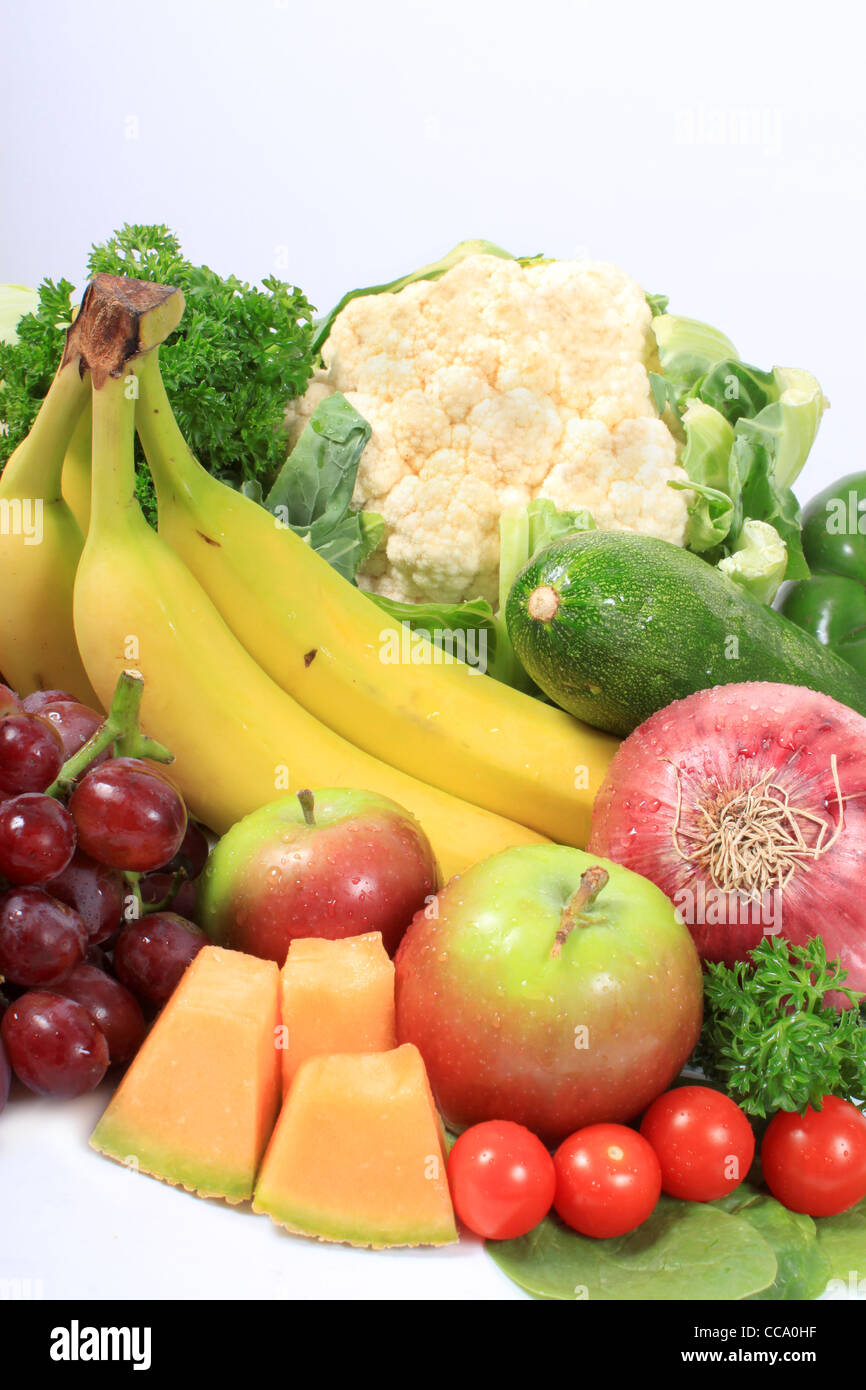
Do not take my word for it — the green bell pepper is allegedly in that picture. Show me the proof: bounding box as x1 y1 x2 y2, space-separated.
779 472 866 678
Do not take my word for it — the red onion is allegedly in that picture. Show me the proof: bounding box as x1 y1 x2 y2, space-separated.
588 682 866 994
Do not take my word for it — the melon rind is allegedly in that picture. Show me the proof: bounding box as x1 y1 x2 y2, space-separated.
89 1123 256 1204
90 945 281 1204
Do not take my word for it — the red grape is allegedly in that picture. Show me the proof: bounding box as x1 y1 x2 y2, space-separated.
114 912 206 1007
69 758 187 872
0 1035 10 1112
159 820 210 878
1 992 109 1097
0 984 11 1112
44 851 126 945
0 887 87 986
38 701 109 764
0 794 77 884
0 714 65 793
85 942 110 971
21 690 78 713
0 684 21 718
51 963 147 1066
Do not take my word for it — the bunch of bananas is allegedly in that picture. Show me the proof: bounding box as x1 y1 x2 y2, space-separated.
0 275 618 879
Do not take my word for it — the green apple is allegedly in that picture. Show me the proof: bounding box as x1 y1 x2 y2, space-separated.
394 844 703 1146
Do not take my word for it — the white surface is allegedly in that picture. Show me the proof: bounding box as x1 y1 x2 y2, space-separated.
2 1079 524 1300
3 0 866 1301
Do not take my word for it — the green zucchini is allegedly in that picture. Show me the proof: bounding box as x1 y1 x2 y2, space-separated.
506 531 866 735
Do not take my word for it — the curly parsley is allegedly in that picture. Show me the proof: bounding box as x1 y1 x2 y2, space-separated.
0 277 77 453
0 225 316 520
695 936 866 1118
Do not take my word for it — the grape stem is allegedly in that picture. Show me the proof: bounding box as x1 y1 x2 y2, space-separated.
123 870 144 920
46 670 173 798
137 866 187 915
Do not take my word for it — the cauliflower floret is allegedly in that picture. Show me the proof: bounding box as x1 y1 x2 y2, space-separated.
368 459 503 604
290 255 690 603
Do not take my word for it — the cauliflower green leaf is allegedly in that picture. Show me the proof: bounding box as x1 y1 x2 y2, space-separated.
252 392 384 585
650 309 827 602
312 239 545 358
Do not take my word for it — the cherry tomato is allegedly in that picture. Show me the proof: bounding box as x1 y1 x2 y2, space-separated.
761 1096 866 1218
639 1085 755 1202
553 1124 661 1239
447 1120 555 1240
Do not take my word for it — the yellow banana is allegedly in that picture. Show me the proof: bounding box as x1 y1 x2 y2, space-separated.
0 355 99 703
75 361 546 879
135 349 617 847
61 408 92 534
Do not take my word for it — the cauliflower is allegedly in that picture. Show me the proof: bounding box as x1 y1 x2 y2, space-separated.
291 255 689 605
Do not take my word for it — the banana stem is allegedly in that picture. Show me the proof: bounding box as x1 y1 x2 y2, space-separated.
61 408 93 533
88 367 142 533
135 347 203 508
0 360 89 503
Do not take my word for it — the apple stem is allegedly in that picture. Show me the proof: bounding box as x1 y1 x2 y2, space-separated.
297 788 316 827
551 866 609 958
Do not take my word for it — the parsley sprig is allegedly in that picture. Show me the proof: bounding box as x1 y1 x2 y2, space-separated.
695 936 866 1118
0 225 317 520
0 277 77 445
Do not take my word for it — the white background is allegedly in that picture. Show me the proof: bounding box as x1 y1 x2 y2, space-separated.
2 0 864 504
2 0 864 1300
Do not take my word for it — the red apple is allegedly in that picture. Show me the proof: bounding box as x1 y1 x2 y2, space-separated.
395 844 703 1148
197 788 439 962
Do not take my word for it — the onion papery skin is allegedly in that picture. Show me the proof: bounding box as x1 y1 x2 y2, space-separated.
588 682 866 994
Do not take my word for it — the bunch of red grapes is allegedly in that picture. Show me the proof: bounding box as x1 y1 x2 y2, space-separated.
0 683 209 1109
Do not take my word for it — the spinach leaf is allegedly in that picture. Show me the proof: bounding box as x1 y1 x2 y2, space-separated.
487 1199 777 1301
815 1198 866 1290
712 1184 830 1301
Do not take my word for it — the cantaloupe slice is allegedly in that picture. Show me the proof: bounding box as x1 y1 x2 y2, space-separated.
253 1044 458 1247
90 945 281 1203
280 932 395 1093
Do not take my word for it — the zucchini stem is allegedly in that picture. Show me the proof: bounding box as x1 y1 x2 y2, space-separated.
527 585 560 622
